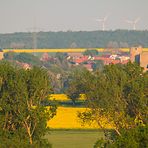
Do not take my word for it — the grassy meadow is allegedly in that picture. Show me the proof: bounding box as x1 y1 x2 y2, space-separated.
45 94 112 147
45 130 104 148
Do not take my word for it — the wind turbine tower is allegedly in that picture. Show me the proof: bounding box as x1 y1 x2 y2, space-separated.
126 18 140 30
96 15 108 31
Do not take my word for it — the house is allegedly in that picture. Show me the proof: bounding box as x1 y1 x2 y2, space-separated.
67 52 83 59
40 53 49 61
74 56 88 64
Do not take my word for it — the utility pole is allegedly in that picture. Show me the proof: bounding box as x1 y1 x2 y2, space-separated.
27 26 38 55
27 18 42 55
32 30 37 52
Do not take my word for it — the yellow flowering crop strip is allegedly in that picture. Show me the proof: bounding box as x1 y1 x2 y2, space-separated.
48 94 86 101
47 107 113 129
49 94 70 101
3 48 95 53
4 48 148 53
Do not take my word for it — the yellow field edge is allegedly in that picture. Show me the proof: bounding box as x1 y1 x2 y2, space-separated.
48 94 86 101
47 107 114 129
3 48 148 53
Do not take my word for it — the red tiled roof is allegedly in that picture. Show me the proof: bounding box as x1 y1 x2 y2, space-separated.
67 52 83 57
94 57 106 60
73 56 88 63
72 55 129 65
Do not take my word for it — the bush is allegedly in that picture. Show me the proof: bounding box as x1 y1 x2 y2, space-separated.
94 126 148 148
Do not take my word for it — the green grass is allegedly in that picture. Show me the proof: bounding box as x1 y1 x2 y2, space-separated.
45 130 104 148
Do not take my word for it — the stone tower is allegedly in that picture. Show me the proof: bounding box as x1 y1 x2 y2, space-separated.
130 46 148 71
130 46 142 63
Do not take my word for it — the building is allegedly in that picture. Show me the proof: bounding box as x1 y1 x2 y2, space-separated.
130 47 148 71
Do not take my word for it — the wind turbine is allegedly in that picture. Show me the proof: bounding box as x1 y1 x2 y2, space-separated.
96 15 108 31
125 18 140 30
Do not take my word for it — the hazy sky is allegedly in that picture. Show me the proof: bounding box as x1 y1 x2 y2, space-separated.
0 0 148 33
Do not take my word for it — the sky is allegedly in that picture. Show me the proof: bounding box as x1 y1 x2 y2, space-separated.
0 0 148 33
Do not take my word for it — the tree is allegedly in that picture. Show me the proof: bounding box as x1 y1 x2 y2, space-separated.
94 125 148 148
55 52 70 70
0 61 56 147
67 62 147 145
107 41 119 49
92 60 104 71
110 125 148 148
1 30 148 48
14 52 42 66
65 67 92 104
82 63 147 128
70 42 77 48
83 49 99 56
3 51 17 60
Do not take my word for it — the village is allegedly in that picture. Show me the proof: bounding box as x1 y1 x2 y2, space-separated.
1 47 147 72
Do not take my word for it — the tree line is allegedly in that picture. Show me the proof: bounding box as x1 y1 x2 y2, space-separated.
0 30 148 48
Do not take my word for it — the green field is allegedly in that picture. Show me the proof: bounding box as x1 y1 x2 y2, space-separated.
45 130 104 148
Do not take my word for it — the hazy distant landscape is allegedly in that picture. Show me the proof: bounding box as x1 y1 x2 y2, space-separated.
0 0 148 147
1 30 148 49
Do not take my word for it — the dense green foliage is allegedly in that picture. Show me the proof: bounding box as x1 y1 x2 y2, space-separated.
65 67 91 104
66 62 148 147
0 61 56 147
1 30 148 48
110 126 148 148
4 52 42 66
3 51 74 93
14 52 42 66
94 126 148 148
83 49 99 56
92 60 104 71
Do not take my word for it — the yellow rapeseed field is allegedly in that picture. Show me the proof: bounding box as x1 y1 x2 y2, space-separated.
4 48 148 53
49 94 70 101
3 48 94 53
47 107 113 129
48 94 86 101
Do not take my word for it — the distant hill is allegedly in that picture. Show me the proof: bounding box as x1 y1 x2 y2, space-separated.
0 30 148 49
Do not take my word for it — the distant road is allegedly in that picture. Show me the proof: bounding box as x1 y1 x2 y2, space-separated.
3 48 148 53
